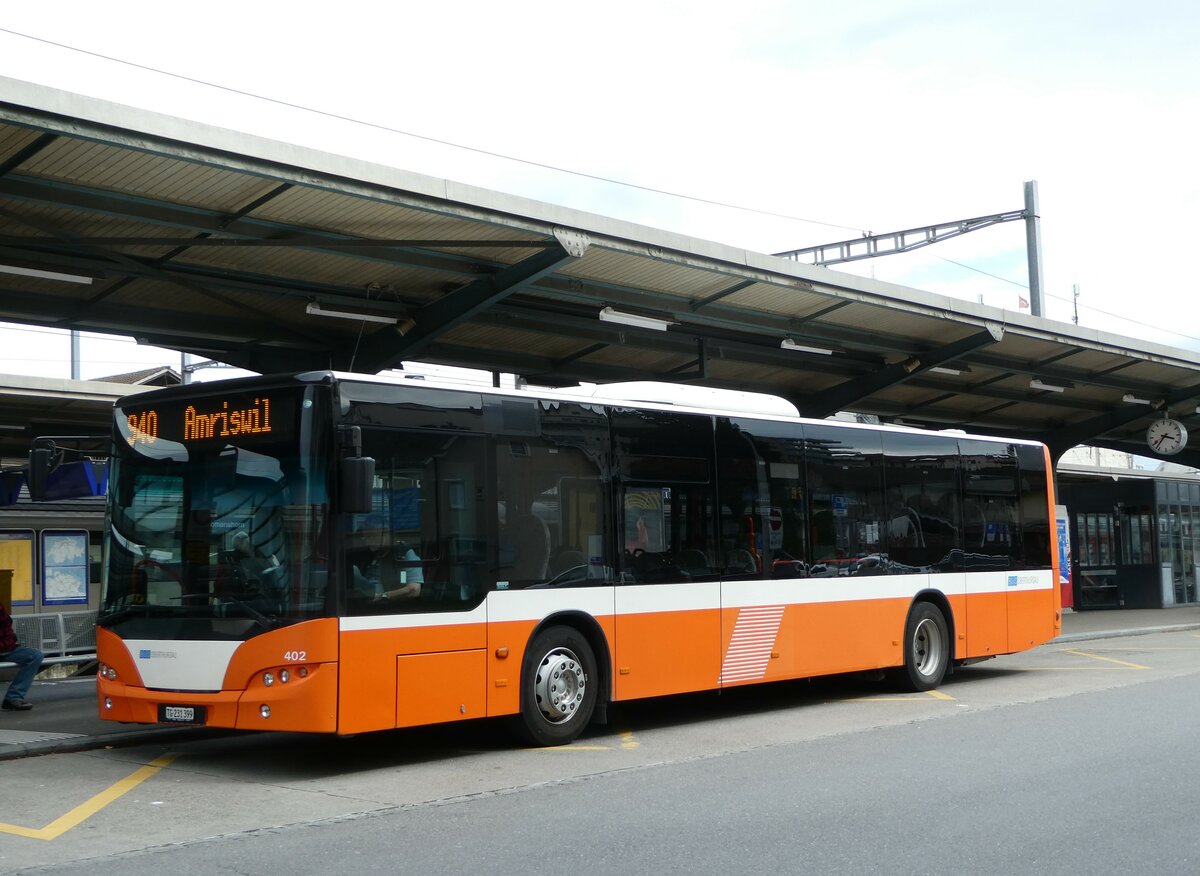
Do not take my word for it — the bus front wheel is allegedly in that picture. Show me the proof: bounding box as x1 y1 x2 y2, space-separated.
896 602 949 691
512 625 597 747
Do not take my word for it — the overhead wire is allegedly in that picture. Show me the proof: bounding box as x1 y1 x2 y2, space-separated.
0 27 1193 347
930 259 1200 345
0 26 865 235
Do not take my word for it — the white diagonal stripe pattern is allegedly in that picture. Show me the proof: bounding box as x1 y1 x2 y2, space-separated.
719 604 786 684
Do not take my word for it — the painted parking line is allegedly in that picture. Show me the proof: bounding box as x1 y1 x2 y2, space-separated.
1058 649 1151 670
844 689 956 703
529 728 639 752
0 753 178 841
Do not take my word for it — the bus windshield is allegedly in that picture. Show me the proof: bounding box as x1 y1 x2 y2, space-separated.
101 385 330 637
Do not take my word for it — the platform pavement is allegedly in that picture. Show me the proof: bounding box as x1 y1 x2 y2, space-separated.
3 605 1200 761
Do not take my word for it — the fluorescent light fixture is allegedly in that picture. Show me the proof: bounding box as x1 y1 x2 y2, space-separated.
598 306 676 332
930 367 961 376
1029 379 1066 393
306 302 399 325
780 339 833 355
0 263 94 285
1123 394 1153 405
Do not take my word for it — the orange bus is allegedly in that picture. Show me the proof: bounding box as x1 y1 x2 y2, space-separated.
96 372 1061 745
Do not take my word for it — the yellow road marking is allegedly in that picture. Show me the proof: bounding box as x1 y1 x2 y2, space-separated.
531 728 638 752
0 753 178 841
1060 649 1151 670
845 689 956 703
1071 646 1200 652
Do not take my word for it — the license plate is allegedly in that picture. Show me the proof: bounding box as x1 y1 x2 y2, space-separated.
159 704 205 724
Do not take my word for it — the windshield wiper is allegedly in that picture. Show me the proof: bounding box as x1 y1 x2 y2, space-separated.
215 596 278 631
98 603 153 626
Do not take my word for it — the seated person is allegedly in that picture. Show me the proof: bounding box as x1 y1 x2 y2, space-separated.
350 513 423 602
232 531 279 583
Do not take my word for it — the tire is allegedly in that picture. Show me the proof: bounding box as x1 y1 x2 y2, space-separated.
896 602 950 692
511 625 598 746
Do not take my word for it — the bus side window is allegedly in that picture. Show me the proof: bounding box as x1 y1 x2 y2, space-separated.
804 424 886 577
491 396 610 589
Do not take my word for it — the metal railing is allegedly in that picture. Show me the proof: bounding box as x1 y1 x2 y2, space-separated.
4 610 97 666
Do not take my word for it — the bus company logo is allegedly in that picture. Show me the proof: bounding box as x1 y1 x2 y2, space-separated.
1007 574 1039 588
138 650 178 659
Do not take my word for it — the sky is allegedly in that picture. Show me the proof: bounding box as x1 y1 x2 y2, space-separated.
0 0 1198 381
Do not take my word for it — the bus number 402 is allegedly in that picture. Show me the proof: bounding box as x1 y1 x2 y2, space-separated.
283 651 307 662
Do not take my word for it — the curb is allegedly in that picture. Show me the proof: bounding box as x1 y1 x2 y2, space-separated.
0 725 228 762
1053 622 1200 644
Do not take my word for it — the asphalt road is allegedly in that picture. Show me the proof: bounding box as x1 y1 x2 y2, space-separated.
4 629 1200 875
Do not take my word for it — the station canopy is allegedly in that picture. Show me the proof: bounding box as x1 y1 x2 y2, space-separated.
3 76 1200 466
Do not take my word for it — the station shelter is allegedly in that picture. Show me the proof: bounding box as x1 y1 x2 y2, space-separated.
1058 465 1200 610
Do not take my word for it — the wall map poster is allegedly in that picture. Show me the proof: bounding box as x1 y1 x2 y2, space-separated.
42 530 89 606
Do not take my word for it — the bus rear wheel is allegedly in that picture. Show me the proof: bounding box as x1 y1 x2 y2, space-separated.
896 602 949 691
512 625 597 747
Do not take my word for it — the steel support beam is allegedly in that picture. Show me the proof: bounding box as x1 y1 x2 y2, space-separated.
351 230 589 373
794 326 1004 419
1084 437 1200 472
1043 382 1200 459
775 211 1027 267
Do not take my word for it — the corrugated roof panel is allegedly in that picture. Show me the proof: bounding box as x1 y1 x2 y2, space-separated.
1117 360 1200 389
563 248 734 300
20 138 272 213
716 284 844 318
0 123 43 159
259 188 464 234
0 203 187 261
0 274 83 298
170 244 453 296
990 334 1078 361
443 323 585 360
818 302 957 339
7 80 1200 463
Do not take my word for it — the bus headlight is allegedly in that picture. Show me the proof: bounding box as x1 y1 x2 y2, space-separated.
263 672 275 687
260 704 271 719
279 669 290 684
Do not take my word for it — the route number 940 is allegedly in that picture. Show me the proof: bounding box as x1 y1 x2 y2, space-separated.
283 650 307 662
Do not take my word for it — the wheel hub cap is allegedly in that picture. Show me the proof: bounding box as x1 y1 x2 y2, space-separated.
534 647 586 724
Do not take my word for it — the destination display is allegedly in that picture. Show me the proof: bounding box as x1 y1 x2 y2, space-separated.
118 391 298 449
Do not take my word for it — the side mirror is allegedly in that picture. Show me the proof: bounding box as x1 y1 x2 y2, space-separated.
340 456 375 514
27 447 54 501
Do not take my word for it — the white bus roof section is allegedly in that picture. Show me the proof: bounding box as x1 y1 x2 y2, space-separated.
2 76 1200 464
